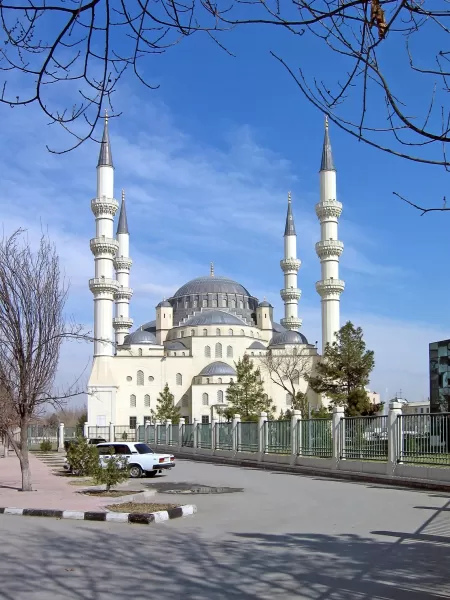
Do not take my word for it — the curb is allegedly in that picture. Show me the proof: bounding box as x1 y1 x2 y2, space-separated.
0 504 197 525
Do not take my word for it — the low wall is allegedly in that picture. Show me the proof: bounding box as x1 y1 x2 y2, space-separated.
156 444 450 492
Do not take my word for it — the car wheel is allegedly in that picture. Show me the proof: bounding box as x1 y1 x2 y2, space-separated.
147 471 157 478
129 464 143 478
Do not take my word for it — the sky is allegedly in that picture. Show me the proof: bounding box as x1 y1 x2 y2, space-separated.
0 11 449 406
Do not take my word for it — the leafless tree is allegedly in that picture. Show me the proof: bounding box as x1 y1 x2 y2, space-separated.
259 347 313 416
0 230 90 491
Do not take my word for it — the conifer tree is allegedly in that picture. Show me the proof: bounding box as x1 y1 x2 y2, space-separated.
226 354 274 421
151 383 181 424
307 321 380 416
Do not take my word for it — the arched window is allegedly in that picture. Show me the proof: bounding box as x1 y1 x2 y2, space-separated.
130 394 136 408
230 378 234 383
193 299 198 308
250 330 254 337
181 331 185 338
230 299 236 308
217 390 224 403
215 343 222 358
138 348 143 356
182 395 188 407
218 378 222 384
212 299 218 307
240 329 245 336
144 394 150 408
176 373 182 386
239 300 243 309
286 393 293 406
203 328 208 337
191 329 195 337
206 378 210 384
222 298 227 307
216 328 221 336
293 370 300 385
202 299 207 307
228 328 233 336
202 393 209 406
227 345 233 358
137 370 144 386
205 345 211 358
251 352 254 356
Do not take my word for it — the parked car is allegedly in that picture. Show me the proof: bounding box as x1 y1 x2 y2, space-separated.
96 442 175 478
64 437 106 452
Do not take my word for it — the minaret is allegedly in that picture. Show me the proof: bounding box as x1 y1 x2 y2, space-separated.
315 116 345 351
89 113 119 356
280 192 302 331
113 190 133 345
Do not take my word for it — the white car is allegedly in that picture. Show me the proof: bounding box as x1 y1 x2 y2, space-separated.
97 442 175 478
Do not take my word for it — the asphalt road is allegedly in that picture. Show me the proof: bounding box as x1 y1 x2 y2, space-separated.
1 459 449 599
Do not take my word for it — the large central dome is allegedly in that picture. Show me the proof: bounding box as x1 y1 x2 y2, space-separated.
173 276 250 298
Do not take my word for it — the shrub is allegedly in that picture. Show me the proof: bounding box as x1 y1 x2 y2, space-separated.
66 435 99 476
121 431 128 441
40 439 53 452
91 448 129 492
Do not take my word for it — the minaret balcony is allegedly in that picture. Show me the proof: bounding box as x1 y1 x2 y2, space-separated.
280 258 301 273
316 278 345 297
113 317 134 330
114 256 133 271
280 288 302 302
89 277 119 295
91 196 119 217
315 240 344 259
280 316 303 330
114 286 133 301
315 199 343 220
90 237 119 257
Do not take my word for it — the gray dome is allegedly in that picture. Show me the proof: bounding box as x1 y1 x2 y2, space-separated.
269 330 308 346
173 276 250 298
184 310 247 327
199 361 237 377
156 300 171 308
248 341 266 350
258 300 272 307
124 329 158 345
166 341 187 350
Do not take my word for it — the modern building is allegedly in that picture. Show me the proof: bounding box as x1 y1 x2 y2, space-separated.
402 400 430 415
429 339 450 413
87 117 346 429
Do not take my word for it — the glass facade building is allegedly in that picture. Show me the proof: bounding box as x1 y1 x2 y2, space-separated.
429 339 450 413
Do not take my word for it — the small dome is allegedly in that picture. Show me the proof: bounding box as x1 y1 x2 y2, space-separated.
183 310 247 327
166 341 187 351
198 361 237 377
173 275 251 298
272 322 286 333
258 300 272 308
248 341 266 350
156 300 172 308
269 330 308 346
124 329 158 345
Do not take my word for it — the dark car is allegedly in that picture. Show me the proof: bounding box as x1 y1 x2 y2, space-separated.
63 437 107 452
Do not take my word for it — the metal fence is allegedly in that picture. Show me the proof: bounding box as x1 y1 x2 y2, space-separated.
156 424 167 445
114 426 136 442
182 423 194 447
397 413 450 466
215 423 233 450
168 425 180 445
88 426 109 440
197 424 212 449
237 422 259 452
265 421 291 454
298 418 333 458
27 425 58 450
340 415 388 461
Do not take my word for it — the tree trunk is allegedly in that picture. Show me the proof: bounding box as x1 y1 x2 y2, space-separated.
19 420 32 491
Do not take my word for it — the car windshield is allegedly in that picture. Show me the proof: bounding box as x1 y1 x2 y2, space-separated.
134 443 154 454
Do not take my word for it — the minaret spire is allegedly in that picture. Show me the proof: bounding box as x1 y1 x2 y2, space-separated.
316 117 344 351
113 188 133 345
280 192 302 331
320 114 335 172
210 262 214 277
117 189 129 234
97 110 114 168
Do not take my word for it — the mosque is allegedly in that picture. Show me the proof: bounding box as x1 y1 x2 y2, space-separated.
87 117 345 429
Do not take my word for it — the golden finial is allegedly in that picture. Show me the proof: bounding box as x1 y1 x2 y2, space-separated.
325 114 329 129
210 262 214 277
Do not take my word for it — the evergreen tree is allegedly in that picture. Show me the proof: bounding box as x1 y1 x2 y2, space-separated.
307 321 380 416
151 383 181 424
226 354 274 421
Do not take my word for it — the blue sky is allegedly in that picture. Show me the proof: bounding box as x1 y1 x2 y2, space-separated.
0 16 448 405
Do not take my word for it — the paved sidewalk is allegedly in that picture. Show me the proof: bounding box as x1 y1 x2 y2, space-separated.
0 453 111 511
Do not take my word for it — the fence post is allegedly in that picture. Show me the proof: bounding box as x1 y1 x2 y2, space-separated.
332 406 345 468
154 420 160 444
211 418 217 452
232 414 241 454
166 419 172 446
58 423 65 452
193 418 198 450
259 412 267 457
291 410 301 464
144 420 150 444
83 422 89 438
388 401 402 475
178 418 185 448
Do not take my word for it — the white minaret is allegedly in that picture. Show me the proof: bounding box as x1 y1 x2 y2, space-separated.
89 114 119 357
113 190 133 345
280 192 302 331
315 116 345 351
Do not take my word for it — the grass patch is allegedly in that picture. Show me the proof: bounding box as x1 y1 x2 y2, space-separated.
82 490 140 497
68 478 95 486
106 502 177 513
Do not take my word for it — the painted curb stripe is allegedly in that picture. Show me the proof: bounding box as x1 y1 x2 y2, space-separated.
167 507 183 519
128 513 155 524
84 512 107 522
105 512 129 523
62 511 85 520
22 509 63 518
